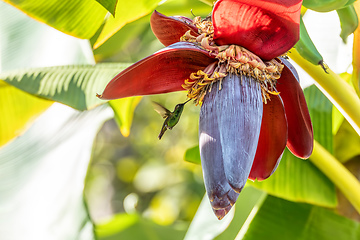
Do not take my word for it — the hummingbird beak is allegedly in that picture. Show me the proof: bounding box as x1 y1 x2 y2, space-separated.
183 99 192 105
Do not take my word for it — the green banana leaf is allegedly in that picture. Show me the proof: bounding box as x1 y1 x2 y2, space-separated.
0 63 130 111
96 0 118 16
335 120 360 163
96 213 187 240
93 0 163 48
304 85 334 154
0 0 95 146
184 195 235 240
240 195 360 240
0 1 96 71
93 0 212 62
93 18 150 62
214 187 265 240
1 0 107 39
197 0 213 6
93 0 212 51
249 148 336 207
156 0 212 17
0 81 52 147
110 97 142 137
337 5 358 43
184 186 265 240
302 0 351 12
0 104 113 239
184 145 201 164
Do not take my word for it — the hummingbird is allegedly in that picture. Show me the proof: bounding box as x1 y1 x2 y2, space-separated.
153 99 191 140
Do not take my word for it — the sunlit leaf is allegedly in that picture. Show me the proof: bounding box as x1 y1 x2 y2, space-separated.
185 186 265 240
109 96 142 137
337 5 358 44
214 187 265 240
96 214 139 238
0 1 95 147
0 104 113 239
335 120 360 163
336 156 360 221
240 196 360 240
249 85 336 207
156 0 212 17
184 194 235 240
0 1 90 71
0 81 52 147
303 85 333 153
96 0 118 16
93 18 150 61
249 149 336 207
2 0 107 39
184 145 201 164
96 213 187 240
93 0 162 48
0 63 130 111
92 0 212 63
197 0 213 6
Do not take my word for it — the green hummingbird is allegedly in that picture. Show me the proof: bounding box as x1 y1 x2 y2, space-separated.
153 99 191 140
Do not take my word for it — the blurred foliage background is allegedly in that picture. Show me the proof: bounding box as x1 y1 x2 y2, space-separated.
86 92 205 226
85 0 211 229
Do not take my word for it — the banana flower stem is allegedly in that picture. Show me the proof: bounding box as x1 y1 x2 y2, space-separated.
289 50 360 136
310 140 360 214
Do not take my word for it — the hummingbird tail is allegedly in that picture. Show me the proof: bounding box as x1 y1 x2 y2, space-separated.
158 127 167 140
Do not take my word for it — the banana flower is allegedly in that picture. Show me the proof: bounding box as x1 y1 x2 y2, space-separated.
98 0 313 219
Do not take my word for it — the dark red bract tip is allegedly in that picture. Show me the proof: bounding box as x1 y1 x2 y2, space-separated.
151 10 199 47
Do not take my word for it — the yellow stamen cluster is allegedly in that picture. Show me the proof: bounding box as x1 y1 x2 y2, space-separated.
181 16 285 105
182 63 227 105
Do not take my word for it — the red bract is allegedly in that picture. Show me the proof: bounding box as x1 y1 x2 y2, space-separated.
150 11 198 47
212 0 302 60
99 42 215 100
98 2 312 220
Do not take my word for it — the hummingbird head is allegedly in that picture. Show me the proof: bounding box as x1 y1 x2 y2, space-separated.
174 99 191 110
174 103 184 110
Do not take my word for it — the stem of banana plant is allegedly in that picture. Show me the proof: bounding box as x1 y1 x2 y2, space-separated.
289 50 360 136
310 140 360 214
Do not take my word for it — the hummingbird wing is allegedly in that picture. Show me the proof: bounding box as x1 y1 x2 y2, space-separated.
152 101 171 119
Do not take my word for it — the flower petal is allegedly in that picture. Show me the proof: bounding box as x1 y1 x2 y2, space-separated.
214 74 263 192
150 10 199 47
199 85 239 220
98 42 215 100
213 205 233 220
249 95 288 181
212 0 302 60
277 58 314 158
